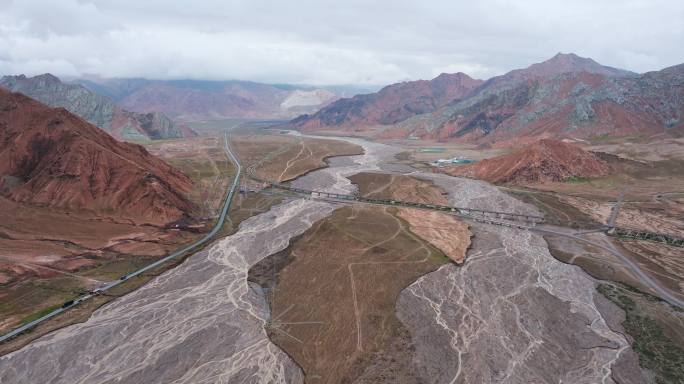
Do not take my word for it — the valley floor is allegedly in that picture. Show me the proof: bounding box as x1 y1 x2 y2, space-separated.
1 130 682 383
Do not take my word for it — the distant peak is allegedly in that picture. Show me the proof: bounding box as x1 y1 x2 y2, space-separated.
434 72 473 79
544 52 595 64
0 73 62 85
552 52 580 59
33 73 62 83
511 52 634 78
0 74 26 82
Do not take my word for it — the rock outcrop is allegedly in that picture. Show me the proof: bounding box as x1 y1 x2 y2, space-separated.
0 88 196 225
445 139 611 184
0 74 191 140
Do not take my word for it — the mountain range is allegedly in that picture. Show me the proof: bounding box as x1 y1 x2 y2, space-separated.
291 72 483 130
291 53 684 146
4 53 682 147
0 74 193 141
0 88 196 225
74 77 354 121
0 75 370 141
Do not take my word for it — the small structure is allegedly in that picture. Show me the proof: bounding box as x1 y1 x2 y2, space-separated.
418 147 446 153
430 156 473 167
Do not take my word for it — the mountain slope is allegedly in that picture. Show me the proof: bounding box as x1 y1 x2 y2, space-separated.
291 72 483 130
0 88 196 225
0 74 191 140
76 78 341 121
445 139 611 184
398 54 680 145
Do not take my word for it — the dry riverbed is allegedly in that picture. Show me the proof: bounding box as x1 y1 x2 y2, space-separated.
0 132 659 383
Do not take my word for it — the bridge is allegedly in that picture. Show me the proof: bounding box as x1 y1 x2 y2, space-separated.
283 184 544 224
246 170 546 226
250 173 684 248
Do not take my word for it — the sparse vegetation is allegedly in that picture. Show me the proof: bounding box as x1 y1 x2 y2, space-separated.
248 205 454 383
598 283 684 384
18 304 62 326
394 151 412 161
505 189 601 228
564 175 589 183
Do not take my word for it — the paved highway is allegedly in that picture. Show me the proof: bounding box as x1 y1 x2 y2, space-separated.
0 131 242 344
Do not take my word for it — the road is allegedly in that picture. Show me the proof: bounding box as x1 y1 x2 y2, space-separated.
607 189 625 228
0 130 242 344
532 225 684 309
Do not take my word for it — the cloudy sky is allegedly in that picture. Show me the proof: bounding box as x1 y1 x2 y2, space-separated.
1 0 683 85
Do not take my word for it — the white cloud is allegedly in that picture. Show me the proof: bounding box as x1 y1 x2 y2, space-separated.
1 0 683 85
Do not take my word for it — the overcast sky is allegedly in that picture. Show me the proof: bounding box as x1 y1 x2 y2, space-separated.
1 0 683 85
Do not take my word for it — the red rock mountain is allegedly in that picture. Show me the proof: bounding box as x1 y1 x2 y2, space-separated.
445 139 611 184
292 72 483 130
0 88 196 225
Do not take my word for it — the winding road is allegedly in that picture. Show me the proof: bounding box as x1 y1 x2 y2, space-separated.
0 130 242 344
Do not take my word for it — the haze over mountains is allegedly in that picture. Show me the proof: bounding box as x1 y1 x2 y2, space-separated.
292 53 684 146
74 78 352 121
0 74 368 142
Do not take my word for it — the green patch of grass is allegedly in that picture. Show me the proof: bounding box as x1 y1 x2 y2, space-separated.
18 304 63 326
79 257 153 281
0 276 89 333
589 134 644 144
394 151 412 161
598 283 684 383
564 176 589 183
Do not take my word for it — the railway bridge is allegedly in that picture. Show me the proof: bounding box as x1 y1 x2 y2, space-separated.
252 178 546 226
250 175 683 247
